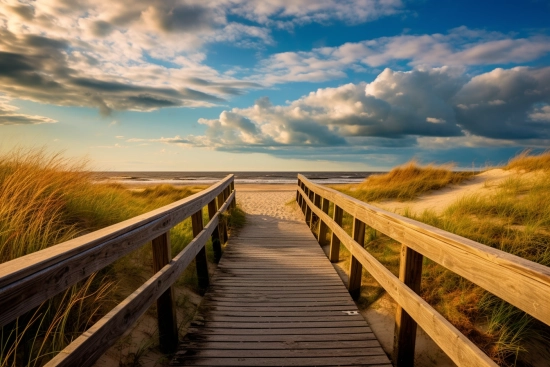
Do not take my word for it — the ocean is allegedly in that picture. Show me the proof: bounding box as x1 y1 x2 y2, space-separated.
92 171 380 185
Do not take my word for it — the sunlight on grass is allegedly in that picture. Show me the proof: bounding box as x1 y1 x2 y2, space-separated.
334 160 474 202
0 148 238 366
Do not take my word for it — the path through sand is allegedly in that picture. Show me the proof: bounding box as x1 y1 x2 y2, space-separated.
375 169 513 215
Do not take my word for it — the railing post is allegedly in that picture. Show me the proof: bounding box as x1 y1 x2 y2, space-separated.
222 188 229 243
305 188 312 226
348 217 365 300
394 244 424 367
301 185 307 214
230 181 236 209
217 191 226 244
318 198 330 244
192 209 209 294
329 205 343 262
151 232 178 353
307 190 315 226
208 199 222 263
311 193 321 232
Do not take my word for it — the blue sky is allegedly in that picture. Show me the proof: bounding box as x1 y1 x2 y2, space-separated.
1 0 549 171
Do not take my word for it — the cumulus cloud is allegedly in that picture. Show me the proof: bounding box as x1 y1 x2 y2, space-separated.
257 27 550 84
0 97 57 125
131 66 550 157
453 67 550 139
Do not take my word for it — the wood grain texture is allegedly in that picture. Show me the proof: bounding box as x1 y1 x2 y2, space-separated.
318 197 330 245
298 174 550 327
192 209 209 292
348 218 365 300
299 186 497 367
393 245 424 367
151 232 178 353
173 205 391 366
0 176 234 327
207 199 222 263
329 205 343 263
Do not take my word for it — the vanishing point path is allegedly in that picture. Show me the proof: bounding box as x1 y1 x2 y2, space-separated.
172 189 391 366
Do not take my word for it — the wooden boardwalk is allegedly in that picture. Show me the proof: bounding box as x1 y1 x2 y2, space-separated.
172 213 391 366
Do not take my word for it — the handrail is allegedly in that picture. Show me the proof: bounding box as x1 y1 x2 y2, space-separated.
297 174 550 367
0 175 236 365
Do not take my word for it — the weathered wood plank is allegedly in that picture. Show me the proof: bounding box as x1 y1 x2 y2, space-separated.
173 356 391 366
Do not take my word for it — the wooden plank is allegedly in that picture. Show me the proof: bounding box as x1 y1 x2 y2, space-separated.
0 176 234 328
298 174 550 327
176 347 386 358
172 356 391 366
329 205 343 262
348 218 365 300
394 244 424 367
180 340 381 350
183 333 376 343
185 326 373 335
151 232 178 353
299 187 497 367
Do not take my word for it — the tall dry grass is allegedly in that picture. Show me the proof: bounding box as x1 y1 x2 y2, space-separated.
0 148 232 366
337 160 474 202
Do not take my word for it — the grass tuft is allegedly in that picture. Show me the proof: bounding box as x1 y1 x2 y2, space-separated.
506 150 550 172
336 160 474 202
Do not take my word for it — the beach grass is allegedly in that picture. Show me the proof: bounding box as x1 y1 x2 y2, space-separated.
0 148 237 366
334 160 474 202
330 151 550 366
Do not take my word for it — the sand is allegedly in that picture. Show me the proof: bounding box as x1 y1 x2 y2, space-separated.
373 168 513 216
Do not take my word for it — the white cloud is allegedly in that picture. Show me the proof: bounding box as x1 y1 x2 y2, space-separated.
130 66 550 155
0 96 57 125
256 27 550 84
529 105 550 122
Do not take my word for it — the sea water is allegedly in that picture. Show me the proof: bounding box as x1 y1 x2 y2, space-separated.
92 171 380 185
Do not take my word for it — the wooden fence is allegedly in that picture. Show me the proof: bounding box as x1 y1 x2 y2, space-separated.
0 175 236 366
296 174 550 367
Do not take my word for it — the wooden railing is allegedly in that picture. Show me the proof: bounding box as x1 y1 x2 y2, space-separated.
296 174 550 367
0 175 236 366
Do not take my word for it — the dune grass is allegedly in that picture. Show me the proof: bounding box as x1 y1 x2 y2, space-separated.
505 150 550 172
0 148 239 366
336 160 474 202
328 152 550 366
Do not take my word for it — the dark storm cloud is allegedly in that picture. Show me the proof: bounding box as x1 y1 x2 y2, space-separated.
453 67 550 140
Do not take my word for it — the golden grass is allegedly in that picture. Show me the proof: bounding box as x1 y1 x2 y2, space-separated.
506 150 550 172
0 148 234 366
331 151 550 366
336 160 474 202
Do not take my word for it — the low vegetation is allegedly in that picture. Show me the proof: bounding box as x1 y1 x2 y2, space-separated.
329 152 550 366
0 148 241 366
337 160 474 202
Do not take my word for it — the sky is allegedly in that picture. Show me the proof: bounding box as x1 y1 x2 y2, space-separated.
0 0 549 171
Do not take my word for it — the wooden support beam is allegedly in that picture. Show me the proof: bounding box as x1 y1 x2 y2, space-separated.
208 199 222 263
192 209 209 294
151 232 178 353
230 182 236 209
329 205 343 262
348 217 365 300
394 244 424 367
217 192 226 244
311 194 321 232
318 198 330 245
